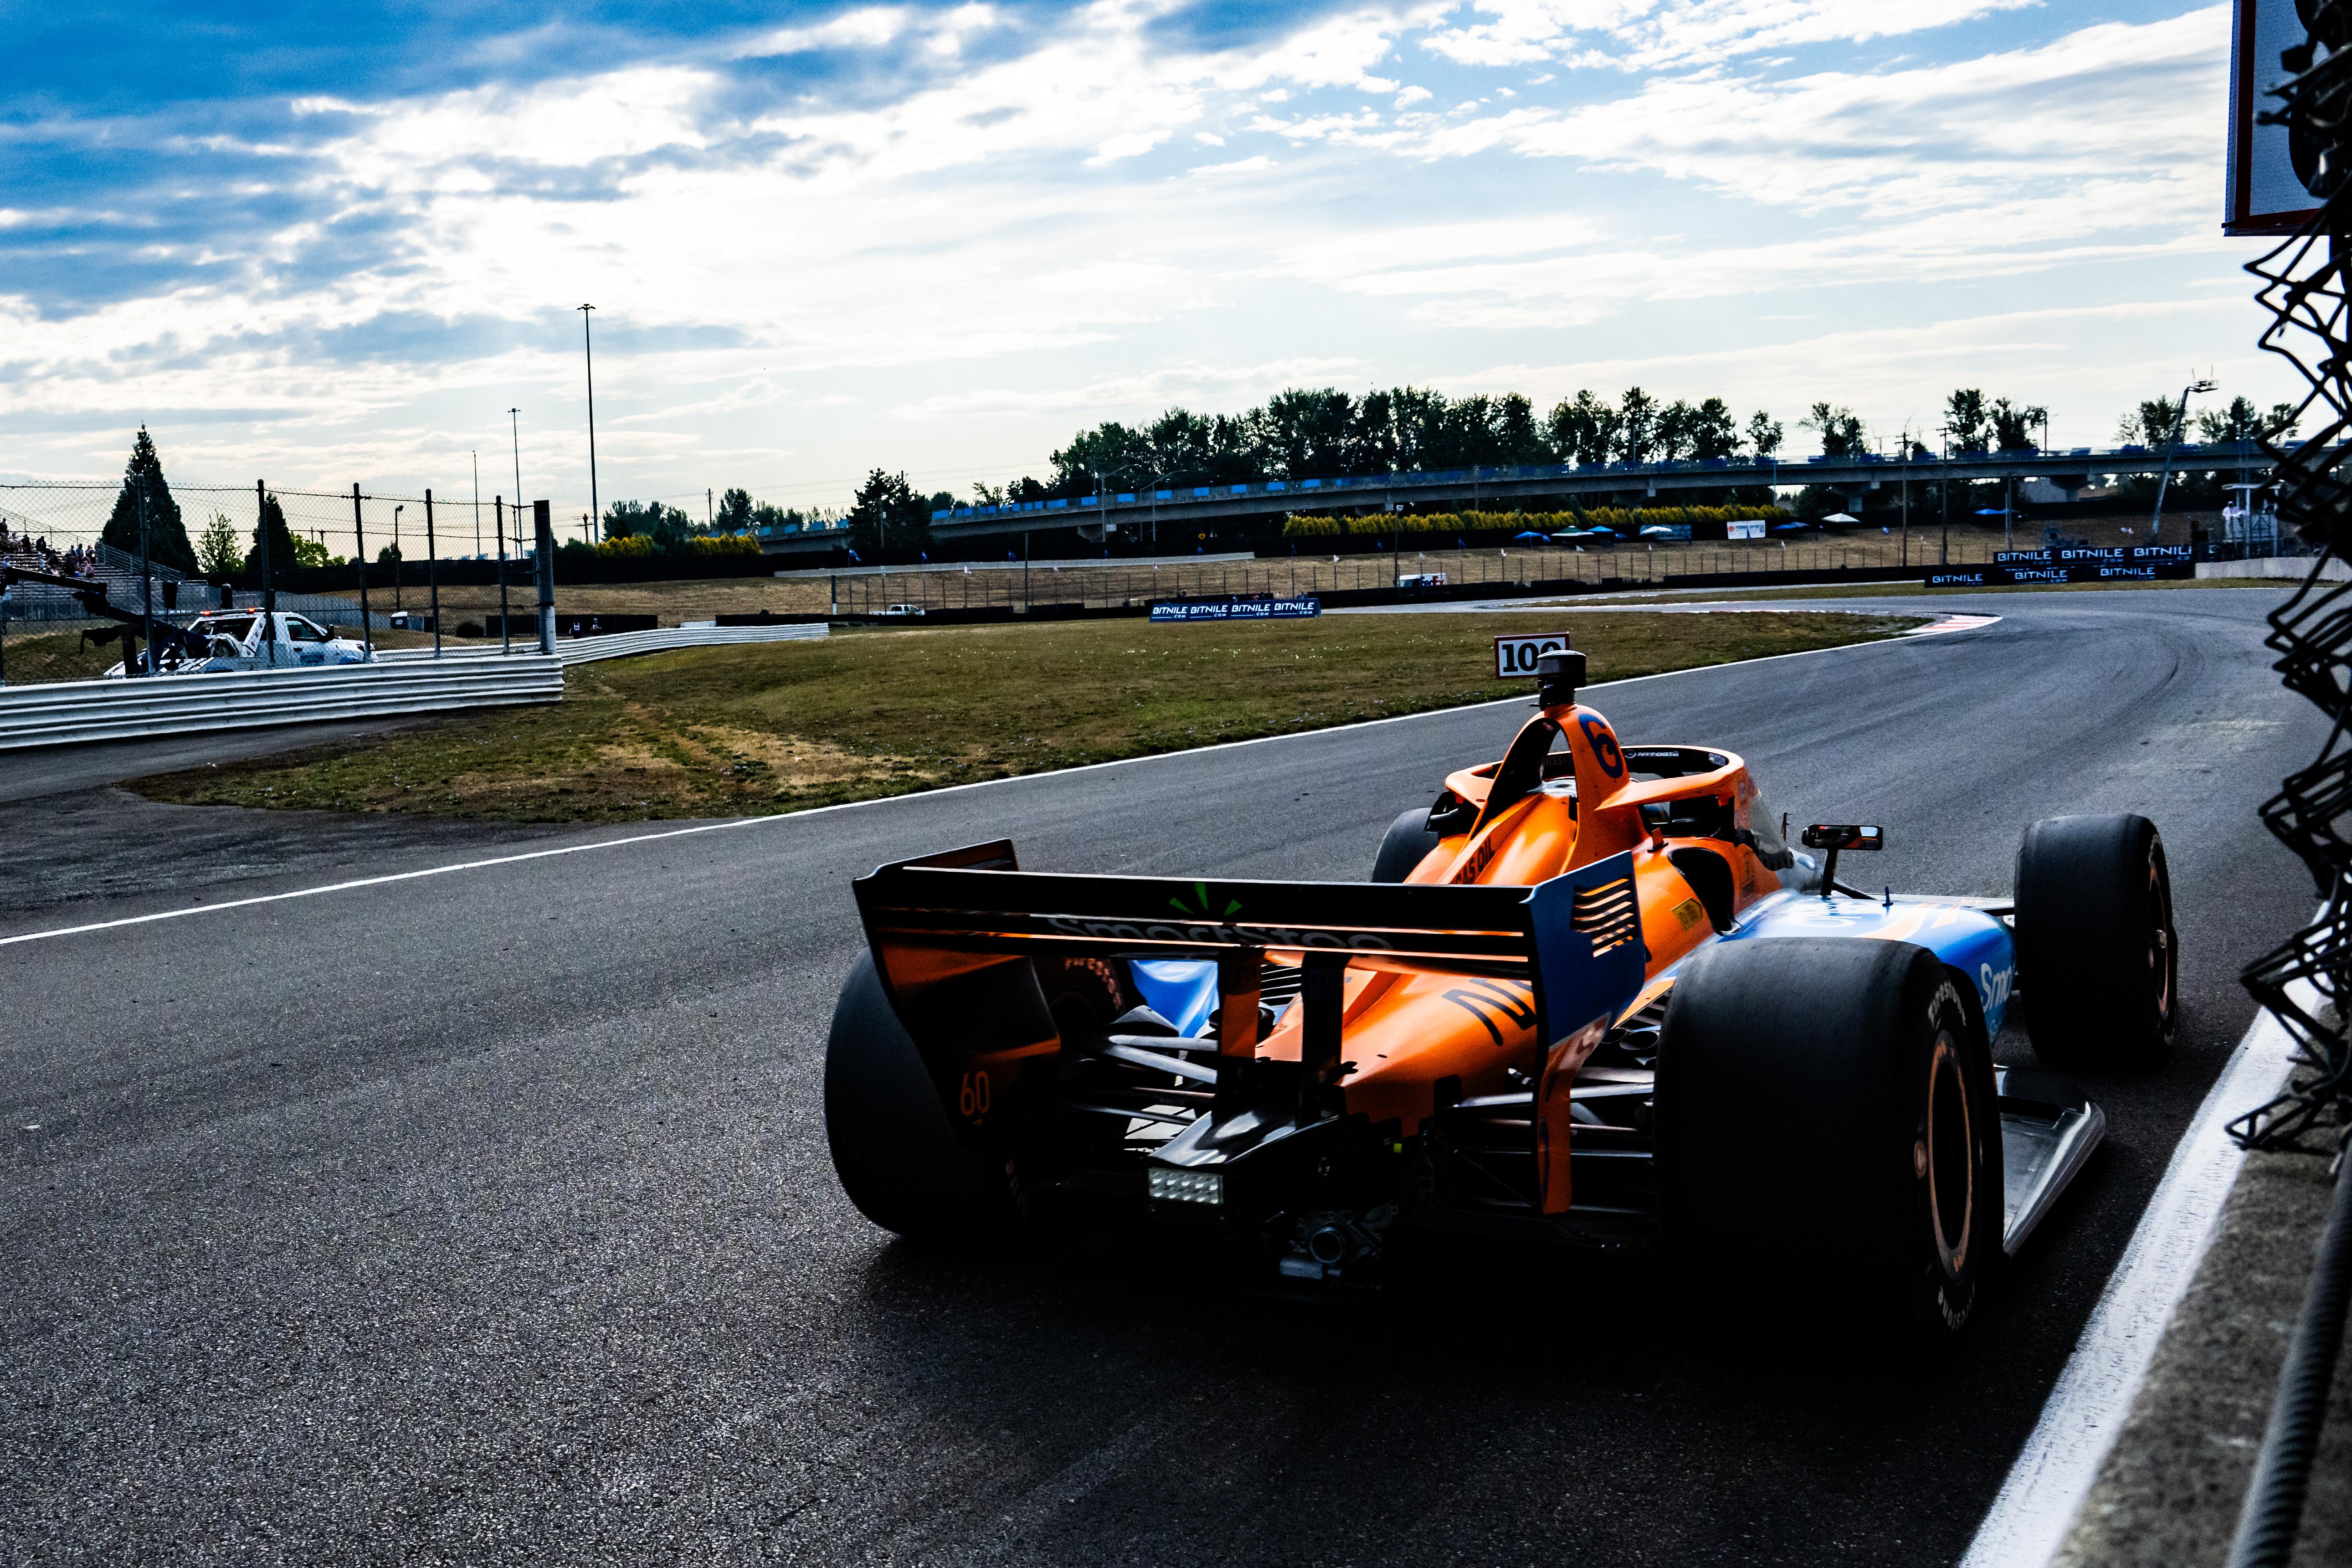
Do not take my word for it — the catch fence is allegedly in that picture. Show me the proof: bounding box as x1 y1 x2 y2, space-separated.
800 533 2079 616
1 477 581 680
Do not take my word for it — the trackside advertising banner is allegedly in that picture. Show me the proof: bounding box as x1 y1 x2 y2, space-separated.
1149 597 1321 622
1931 545 2192 587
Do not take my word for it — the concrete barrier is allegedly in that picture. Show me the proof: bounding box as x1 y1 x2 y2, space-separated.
2197 556 2350 581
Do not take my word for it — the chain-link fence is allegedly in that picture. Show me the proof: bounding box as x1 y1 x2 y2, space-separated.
0 478 570 684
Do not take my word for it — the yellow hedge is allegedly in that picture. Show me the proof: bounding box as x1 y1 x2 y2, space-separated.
592 532 763 559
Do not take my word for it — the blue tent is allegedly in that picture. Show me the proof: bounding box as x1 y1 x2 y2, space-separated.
1771 523 1809 534
1513 530 1548 541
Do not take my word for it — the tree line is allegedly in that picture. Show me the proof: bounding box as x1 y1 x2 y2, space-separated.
84 384 2308 584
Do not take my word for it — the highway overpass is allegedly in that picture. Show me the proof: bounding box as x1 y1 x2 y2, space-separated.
758 442 2271 561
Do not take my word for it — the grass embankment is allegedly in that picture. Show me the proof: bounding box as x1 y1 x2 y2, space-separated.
129 610 1922 823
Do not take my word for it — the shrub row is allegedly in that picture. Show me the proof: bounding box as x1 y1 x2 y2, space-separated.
584 533 764 560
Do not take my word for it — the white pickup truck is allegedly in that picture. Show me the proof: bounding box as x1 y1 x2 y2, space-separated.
103 609 374 678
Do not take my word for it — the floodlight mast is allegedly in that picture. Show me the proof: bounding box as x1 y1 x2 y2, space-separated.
2151 376 2218 542
580 304 600 542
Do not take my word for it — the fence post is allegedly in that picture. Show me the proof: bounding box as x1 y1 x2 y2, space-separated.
496 496 511 654
256 480 277 666
534 500 555 655
351 483 373 654
132 482 157 676
425 488 441 658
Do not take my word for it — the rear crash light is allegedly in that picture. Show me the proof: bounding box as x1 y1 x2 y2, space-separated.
1147 1167 1223 1205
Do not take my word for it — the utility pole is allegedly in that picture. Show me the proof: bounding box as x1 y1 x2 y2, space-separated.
708 488 714 532
508 408 524 534
392 504 405 611
351 483 373 654
472 452 483 559
580 304 601 541
2151 376 2217 543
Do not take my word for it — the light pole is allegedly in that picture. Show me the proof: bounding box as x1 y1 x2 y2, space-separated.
580 304 601 540
2151 376 2217 542
508 409 524 532
391 503 405 610
472 452 482 558
1939 439 1950 565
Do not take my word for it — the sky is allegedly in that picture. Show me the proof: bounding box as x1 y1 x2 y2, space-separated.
0 0 2289 519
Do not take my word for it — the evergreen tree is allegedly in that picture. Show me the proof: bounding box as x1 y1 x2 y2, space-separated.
715 487 754 533
195 512 243 577
846 469 930 562
100 427 198 575
245 493 298 578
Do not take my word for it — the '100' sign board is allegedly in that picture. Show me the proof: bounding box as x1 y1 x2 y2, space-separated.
1495 632 1572 678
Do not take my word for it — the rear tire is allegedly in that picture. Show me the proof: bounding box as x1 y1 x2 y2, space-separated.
2014 814 2177 1069
824 953 1022 1248
1372 806 1443 883
1656 938 2001 1345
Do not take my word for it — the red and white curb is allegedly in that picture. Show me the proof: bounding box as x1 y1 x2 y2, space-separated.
1909 612 2001 636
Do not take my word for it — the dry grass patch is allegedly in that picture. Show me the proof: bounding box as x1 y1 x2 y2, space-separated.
129 608 1923 822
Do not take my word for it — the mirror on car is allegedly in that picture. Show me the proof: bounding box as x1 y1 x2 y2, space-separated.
1801 824 1885 852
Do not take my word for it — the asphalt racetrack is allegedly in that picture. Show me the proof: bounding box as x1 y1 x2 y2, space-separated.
0 587 2327 1565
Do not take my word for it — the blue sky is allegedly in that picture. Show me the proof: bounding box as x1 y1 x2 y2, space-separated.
0 0 2274 516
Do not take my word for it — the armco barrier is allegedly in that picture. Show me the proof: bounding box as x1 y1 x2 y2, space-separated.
0 656 564 751
375 622 827 668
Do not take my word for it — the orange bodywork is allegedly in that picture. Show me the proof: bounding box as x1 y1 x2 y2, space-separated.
1241 697 1782 1210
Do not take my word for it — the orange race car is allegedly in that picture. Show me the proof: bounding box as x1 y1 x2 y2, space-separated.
825 651 2176 1340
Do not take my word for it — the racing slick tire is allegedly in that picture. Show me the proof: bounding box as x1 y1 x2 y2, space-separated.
2014 813 2177 1070
1656 938 2001 1345
824 953 1022 1249
1372 807 1443 883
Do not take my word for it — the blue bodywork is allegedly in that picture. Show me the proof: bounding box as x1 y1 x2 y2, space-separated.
1123 885 2016 1046
1691 889 2016 1038
1130 958 1221 1037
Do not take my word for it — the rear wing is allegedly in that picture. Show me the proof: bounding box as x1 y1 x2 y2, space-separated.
851 838 1647 1064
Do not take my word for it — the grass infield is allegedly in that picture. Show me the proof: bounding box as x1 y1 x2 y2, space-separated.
127 609 1924 823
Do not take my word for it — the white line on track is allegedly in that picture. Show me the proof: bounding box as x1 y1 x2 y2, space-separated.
1957 998 2303 1567
0 613 1997 950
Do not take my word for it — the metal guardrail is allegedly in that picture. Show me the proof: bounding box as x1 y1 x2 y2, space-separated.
0 656 564 751
374 622 827 667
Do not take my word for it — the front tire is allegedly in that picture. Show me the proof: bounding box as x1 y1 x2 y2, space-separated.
2014 814 2177 1069
1656 938 2001 1345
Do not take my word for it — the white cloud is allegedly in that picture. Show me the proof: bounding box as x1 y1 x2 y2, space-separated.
0 1 2275 510
1188 154 1278 176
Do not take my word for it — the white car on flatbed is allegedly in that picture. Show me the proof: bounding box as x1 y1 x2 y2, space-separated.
103 610 373 677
